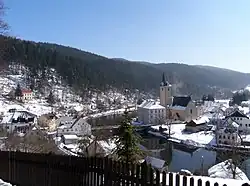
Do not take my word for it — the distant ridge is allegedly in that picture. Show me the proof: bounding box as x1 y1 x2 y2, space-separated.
2 36 250 99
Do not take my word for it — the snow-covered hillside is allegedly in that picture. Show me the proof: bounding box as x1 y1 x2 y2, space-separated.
0 65 136 117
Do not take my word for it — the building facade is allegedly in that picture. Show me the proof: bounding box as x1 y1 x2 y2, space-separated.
159 73 200 121
138 100 166 125
216 121 241 146
16 89 33 102
225 110 250 133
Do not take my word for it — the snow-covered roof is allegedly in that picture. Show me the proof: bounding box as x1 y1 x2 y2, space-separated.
208 159 249 181
191 116 209 124
140 100 165 110
145 156 166 169
96 139 116 155
62 134 79 140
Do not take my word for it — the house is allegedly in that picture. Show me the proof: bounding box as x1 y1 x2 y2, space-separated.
216 121 241 146
86 139 116 157
159 73 200 121
138 100 166 125
61 134 79 145
1 110 37 133
16 89 33 102
225 110 250 133
185 116 209 132
145 156 168 172
56 116 92 137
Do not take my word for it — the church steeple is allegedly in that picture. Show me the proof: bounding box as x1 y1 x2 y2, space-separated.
161 73 166 86
162 73 166 84
161 73 169 86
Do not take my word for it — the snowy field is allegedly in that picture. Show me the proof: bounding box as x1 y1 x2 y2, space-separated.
151 124 216 147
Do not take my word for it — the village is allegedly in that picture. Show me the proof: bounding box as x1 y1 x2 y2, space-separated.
0 73 250 185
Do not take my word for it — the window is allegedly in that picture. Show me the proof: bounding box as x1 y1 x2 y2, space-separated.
168 88 170 91
240 118 242 120
190 109 192 114
232 136 235 140
219 135 221 139
228 136 230 139
162 88 163 91
218 140 221 144
223 136 225 139
246 124 248 127
240 124 242 127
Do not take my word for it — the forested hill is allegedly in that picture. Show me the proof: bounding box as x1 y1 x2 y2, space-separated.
1 36 250 98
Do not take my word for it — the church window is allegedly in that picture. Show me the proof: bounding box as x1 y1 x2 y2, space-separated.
162 88 163 91
168 88 170 91
190 109 192 114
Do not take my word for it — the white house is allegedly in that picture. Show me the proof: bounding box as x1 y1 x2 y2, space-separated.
216 121 241 146
138 100 166 125
16 89 33 102
56 116 92 136
1 110 37 133
61 134 79 145
225 110 250 133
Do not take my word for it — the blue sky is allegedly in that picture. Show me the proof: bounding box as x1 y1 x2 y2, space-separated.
4 0 250 72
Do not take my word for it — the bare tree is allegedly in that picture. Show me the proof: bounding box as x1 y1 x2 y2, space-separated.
0 0 8 35
4 131 58 153
220 140 246 179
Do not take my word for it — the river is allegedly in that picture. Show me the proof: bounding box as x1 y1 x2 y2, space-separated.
141 135 250 178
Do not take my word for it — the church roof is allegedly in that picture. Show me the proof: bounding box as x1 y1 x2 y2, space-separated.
172 96 191 107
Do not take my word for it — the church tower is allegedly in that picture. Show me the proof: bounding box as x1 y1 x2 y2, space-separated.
160 73 173 107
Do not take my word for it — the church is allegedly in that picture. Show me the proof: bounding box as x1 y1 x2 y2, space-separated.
159 73 200 121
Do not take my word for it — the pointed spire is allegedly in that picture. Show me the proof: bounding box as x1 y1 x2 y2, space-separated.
162 73 166 84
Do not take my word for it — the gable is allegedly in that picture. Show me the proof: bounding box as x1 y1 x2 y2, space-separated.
225 110 249 119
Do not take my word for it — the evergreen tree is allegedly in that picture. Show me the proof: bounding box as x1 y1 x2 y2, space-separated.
114 110 142 163
47 91 55 105
15 83 22 97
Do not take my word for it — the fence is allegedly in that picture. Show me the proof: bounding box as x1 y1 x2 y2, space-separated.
0 151 249 186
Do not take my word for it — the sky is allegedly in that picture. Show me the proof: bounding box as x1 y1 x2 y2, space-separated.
4 0 250 73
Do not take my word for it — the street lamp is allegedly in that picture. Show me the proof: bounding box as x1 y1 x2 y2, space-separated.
201 155 204 176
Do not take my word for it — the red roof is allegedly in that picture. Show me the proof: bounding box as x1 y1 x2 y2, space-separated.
21 89 32 94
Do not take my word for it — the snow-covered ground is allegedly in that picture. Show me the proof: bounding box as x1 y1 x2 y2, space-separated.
0 179 12 186
208 159 249 181
151 124 215 147
0 68 136 118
